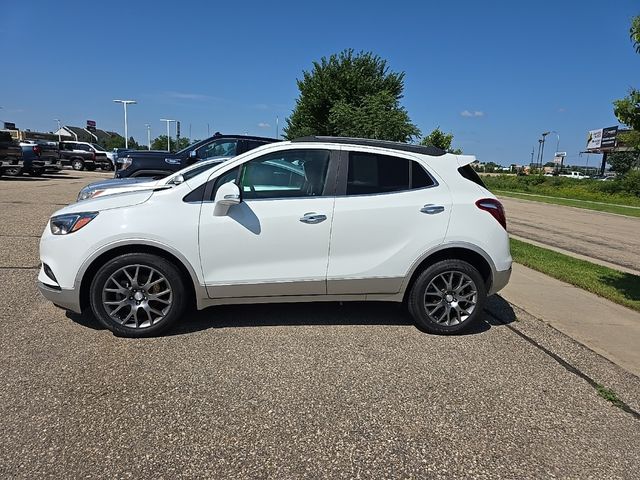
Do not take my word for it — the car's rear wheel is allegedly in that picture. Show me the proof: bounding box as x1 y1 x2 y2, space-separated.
407 259 486 334
89 253 187 337
71 158 84 171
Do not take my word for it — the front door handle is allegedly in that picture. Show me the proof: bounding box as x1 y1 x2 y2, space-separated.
420 204 445 215
300 212 327 224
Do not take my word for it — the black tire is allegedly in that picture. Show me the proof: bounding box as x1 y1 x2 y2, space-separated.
3 166 22 176
86 163 97 171
71 158 84 171
89 253 188 337
101 163 114 171
407 259 487 335
28 168 44 177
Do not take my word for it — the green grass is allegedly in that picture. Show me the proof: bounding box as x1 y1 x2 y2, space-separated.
482 174 640 210
595 384 624 408
496 190 640 217
510 238 640 313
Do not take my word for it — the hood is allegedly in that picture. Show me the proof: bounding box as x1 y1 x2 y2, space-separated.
83 177 160 191
123 150 182 159
58 189 155 216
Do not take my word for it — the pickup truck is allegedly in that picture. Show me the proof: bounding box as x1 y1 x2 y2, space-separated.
20 140 61 175
560 171 589 180
59 141 111 171
115 133 278 178
0 131 23 177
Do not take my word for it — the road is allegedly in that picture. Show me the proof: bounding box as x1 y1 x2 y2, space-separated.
500 196 640 273
1 171 639 478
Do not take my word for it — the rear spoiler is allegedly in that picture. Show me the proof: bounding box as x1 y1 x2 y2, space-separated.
455 155 476 167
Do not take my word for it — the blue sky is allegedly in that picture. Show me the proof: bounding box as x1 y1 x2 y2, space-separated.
1 0 638 166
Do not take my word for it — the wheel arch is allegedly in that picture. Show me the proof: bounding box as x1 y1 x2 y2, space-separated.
401 243 495 302
78 241 201 312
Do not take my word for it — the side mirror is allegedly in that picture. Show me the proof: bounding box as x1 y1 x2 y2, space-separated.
213 181 241 216
169 174 185 185
189 150 198 159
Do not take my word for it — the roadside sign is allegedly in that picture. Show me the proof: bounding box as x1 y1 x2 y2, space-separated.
3 122 16 130
587 129 602 149
86 120 97 132
176 121 181 137
586 126 618 151
601 126 618 149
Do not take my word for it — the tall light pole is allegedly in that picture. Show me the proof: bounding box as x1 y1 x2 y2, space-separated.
539 131 550 171
54 118 62 142
145 124 151 150
113 99 137 148
160 119 176 152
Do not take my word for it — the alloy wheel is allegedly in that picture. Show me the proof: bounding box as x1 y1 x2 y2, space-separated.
101 264 173 329
423 271 478 326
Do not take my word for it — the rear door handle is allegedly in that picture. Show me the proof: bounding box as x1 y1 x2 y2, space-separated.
300 212 327 224
420 204 445 214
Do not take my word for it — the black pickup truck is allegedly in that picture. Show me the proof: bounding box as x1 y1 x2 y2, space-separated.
0 131 23 177
115 133 279 178
59 141 111 171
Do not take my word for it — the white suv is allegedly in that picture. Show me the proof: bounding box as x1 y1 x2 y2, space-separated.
38 137 511 337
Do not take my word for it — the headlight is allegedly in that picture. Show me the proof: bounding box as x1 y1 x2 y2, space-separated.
77 189 104 201
121 158 132 170
50 212 98 235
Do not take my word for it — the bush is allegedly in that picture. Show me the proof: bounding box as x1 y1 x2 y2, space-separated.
481 173 640 206
622 170 640 197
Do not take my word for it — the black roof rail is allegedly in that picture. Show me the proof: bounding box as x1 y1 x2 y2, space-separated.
291 136 446 156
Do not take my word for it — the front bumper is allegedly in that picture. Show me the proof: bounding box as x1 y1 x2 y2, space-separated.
37 282 82 313
490 267 512 295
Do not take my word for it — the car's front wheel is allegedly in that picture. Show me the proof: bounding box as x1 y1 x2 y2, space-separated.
89 253 187 337
407 259 487 334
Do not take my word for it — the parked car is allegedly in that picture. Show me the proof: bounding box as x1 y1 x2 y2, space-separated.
20 140 61 175
115 133 278 179
77 156 233 201
0 131 24 177
59 141 111 171
560 171 589 180
37 136 512 338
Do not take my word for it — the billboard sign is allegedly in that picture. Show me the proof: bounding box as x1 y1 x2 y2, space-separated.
587 126 618 151
86 120 97 132
600 126 618 149
587 129 602 149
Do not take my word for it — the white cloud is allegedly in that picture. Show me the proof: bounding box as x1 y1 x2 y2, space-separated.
258 122 271 128
461 110 484 117
165 91 211 100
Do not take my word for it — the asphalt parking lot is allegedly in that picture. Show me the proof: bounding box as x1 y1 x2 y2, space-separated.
1 170 639 478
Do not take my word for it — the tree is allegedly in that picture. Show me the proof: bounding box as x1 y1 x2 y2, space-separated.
613 15 640 151
420 127 462 154
613 88 640 132
284 49 420 142
632 15 640 53
101 135 142 151
151 135 191 152
608 151 639 175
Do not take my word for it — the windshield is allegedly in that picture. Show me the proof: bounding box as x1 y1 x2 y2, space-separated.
175 139 206 156
167 158 231 183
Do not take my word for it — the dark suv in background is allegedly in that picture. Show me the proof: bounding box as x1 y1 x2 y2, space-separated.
115 133 279 178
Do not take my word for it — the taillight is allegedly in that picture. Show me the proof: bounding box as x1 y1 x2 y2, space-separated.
92 152 96 160
476 198 507 230
32 145 42 155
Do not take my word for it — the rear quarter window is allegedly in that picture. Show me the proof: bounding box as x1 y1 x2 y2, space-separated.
458 165 486 188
